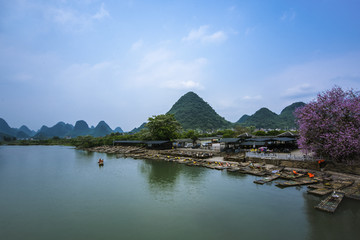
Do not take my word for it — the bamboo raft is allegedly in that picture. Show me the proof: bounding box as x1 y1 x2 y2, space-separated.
307 187 333 196
307 179 355 196
314 191 345 213
279 172 304 180
254 174 280 184
276 177 319 188
341 182 360 200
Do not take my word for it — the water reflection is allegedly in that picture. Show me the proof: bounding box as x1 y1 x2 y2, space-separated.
303 191 360 239
139 160 208 194
75 149 94 158
139 160 181 191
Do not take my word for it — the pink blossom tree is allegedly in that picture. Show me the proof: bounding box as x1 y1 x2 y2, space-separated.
295 86 360 164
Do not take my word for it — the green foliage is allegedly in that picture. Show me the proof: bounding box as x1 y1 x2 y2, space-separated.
237 102 305 129
146 114 181 140
167 92 232 130
253 130 267 136
181 130 199 143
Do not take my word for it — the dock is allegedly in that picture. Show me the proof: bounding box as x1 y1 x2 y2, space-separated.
254 174 280 184
314 191 345 213
276 177 319 188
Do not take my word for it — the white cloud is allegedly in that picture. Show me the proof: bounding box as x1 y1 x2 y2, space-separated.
264 52 360 101
283 84 315 98
132 48 207 90
92 3 110 20
245 27 256 36
131 39 144 51
280 9 296 21
46 2 109 32
182 25 227 43
242 95 262 100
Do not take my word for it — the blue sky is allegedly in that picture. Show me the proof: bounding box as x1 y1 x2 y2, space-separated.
1 0 360 131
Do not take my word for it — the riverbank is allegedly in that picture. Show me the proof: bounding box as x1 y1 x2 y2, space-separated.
86 145 360 181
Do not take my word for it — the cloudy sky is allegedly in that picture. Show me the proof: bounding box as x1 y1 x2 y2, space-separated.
1 0 360 131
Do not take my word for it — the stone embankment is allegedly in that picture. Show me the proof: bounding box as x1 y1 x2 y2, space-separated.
86 145 359 179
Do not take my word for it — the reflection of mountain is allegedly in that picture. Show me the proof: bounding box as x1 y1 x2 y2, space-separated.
139 160 207 196
140 160 181 191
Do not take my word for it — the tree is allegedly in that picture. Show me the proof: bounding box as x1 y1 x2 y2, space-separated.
295 86 360 164
182 130 199 144
146 114 181 140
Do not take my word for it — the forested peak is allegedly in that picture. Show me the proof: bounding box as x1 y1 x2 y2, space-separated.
254 108 278 117
280 102 305 115
167 92 232 130
95 120 111 129
74 120 89 130
0 118 11 129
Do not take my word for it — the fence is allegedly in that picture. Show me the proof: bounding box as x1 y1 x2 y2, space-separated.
246 152 314 161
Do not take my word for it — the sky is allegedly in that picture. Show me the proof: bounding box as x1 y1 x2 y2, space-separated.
1 0 360 131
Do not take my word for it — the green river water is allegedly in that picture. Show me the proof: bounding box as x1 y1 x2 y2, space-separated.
0 145 359 240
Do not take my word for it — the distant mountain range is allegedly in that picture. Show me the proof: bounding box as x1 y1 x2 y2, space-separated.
166 92 304 131
0 118 123 140
236 102 306 129
1 93 306 140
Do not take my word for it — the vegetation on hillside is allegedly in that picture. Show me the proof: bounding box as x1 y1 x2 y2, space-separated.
237 102 305 129
167 92 232 131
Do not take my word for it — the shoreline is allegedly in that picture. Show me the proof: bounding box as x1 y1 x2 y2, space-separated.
86 145 360 182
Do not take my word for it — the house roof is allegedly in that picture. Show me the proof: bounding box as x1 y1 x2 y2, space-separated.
174 138 193 142
240 141 265 146
220 138 241 143
238 132 253 138
113 140 143 144
145 140 170 145
277 131 298 137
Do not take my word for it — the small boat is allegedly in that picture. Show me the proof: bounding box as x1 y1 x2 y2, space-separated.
341 182 360 200
279 171 304 180
314 191 345 213
307 187 333 196
98 159 104 166
254 174 280 185
276 177 319 188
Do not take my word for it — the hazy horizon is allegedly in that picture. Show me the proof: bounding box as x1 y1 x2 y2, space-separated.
1 1 360 131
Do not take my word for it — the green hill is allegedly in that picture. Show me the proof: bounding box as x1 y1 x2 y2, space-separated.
0 118 16 136
93 121 113 137
19 125 36 137
0 118 31 139
71 120 91 137
237 102 305 129
278 102 306 128
34 122 74 139
167 92 232 131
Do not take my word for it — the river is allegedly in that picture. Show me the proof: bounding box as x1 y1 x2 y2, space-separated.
0 146 359 240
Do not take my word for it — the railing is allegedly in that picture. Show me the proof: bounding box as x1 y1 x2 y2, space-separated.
245 152 314 161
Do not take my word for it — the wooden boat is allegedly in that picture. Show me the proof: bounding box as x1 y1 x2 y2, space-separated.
239 166 268 176
307 188 333 196
227 167 241 172
314 191 345 213
341 182 360 200
98 159 104 166
276 177 318 188
329 179 354 190
279 171 304 180
254 174 280 185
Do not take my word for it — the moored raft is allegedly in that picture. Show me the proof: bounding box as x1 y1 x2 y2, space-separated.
314 191 345 213
254 174 280 185
279 171 304 180
276 177 319 188
341 182 360 200
307 187 333 196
